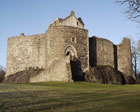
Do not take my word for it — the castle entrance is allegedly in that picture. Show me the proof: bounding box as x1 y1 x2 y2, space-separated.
64 46 83 81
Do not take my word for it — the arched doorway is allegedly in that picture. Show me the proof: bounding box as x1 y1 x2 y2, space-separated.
64 46 83 81
64 45 77 60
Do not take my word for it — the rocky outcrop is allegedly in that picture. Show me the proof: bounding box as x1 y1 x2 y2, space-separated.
84 66 135 85
3 68 44 83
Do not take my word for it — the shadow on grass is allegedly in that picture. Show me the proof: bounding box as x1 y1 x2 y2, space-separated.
0 89 140 112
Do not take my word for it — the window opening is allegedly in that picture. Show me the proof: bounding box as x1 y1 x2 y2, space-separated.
72 37 76 42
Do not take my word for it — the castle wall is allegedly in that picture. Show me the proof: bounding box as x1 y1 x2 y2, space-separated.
89 36 133 76
45 27 65 69
117 38 133 76
30 56 72 82
6 34 46 77
63 26 89 72
6 25 89 82
46 26 89 73
89 36 114 68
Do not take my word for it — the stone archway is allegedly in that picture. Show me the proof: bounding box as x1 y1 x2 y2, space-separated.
64 45 78 61
64 45 83 81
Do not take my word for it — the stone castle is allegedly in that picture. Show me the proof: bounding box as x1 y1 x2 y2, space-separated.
5 11 133 82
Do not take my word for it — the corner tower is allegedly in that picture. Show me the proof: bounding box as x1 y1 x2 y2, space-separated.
46 11 89 80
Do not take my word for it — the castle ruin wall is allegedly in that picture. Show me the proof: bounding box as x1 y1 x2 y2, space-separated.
89 36 133 76
6 34 46 77
30 56 73 82
89 36 114 68
117 38 133 76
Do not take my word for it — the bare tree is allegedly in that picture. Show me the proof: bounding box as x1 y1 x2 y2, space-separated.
131 39 140 76
0 65 6 82
116 0 140 23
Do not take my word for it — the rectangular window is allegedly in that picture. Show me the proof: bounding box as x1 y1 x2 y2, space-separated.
72 37 76 43
72 37 75 42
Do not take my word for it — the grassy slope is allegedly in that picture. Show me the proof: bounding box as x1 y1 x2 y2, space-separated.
0 82 140 112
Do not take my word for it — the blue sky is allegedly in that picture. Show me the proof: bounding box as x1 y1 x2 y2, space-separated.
0 0 139 67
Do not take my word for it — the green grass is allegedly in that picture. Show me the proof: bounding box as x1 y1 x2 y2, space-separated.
0 82 140 112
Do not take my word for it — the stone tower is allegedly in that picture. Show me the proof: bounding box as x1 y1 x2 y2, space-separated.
5 11 89 82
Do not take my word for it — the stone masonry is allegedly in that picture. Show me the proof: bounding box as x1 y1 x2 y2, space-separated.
89 36 133 76
5 11 133 82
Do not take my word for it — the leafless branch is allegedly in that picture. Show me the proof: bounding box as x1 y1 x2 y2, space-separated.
116 0 140 23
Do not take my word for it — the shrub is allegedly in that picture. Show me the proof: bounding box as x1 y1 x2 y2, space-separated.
0 65 6 82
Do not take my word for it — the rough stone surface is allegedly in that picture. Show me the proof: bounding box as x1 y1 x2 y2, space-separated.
4 57 73 83
30 57 73 82
5 11 134 84
89 36 114 68
4 68 44 83
117 38 133 76
84 66 135 84
89 36 133 77
122 75 136 84
84 66 123 85
6 35 46 76
46 26 89 73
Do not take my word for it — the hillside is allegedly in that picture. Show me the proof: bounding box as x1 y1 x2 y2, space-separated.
0 82 140 112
